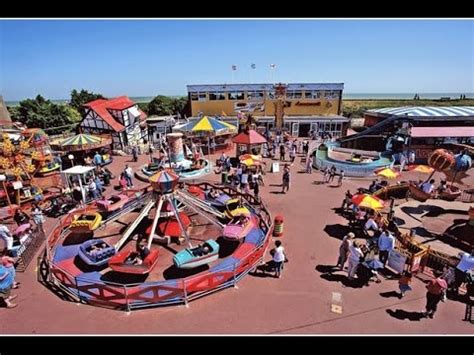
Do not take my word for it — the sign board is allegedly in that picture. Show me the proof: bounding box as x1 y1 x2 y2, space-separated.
12 181 23 190
387 250 407 274
271 162 280 173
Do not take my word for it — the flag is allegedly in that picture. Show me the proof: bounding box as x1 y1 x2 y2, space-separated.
232 65 237 71
251 63 256 69
270 64 276 69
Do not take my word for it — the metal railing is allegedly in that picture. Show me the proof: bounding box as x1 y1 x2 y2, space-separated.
39 181 272 311
15 226 46 272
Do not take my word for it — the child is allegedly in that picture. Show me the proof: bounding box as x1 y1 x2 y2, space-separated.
337 170 345 187
398 271 413 298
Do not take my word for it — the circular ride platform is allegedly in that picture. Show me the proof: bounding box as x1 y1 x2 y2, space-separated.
41 182 272 311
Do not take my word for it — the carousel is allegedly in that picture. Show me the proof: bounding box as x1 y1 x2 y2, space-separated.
42 168 272 310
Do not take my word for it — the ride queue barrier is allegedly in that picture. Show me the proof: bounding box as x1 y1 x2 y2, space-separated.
39 181 273 311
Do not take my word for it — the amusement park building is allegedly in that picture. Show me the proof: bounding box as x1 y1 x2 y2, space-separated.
79 96 148 150
186 83 349 138
341 106 474 158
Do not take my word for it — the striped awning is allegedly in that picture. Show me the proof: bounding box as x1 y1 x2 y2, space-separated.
53 133 113 152
61 133 102 146
179 116 237 136
149 169 179 193
367 106 474 117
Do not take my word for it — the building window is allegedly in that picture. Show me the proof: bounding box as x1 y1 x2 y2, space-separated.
287 91 302 99
209 92 226 100
325 91 340 99
191 92 207 101
304 91 322 99
228 91 244 100
247 91 264 100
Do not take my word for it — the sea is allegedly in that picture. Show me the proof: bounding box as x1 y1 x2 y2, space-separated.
4 93 473 106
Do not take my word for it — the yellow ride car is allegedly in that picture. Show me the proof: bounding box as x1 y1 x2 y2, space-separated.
70 212 103 232
224 198 250 220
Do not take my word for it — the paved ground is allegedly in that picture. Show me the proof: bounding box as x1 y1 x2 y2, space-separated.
2 149 473 334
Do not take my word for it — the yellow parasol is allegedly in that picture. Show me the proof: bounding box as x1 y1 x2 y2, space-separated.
351 194 385 210
408 165 434 174
375 168 400 179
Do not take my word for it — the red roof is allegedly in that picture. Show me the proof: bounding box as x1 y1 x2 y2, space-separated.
83 96 146 133
232 129 267 145
411 126 474 138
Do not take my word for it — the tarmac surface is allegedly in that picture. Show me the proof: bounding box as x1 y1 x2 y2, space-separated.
2 149 473 334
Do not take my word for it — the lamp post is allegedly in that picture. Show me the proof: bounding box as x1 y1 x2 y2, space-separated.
68 154 75 167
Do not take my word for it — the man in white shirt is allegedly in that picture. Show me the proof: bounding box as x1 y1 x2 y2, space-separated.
378 228 395 266
451 249 474 294
124 165 134 187
272 240 285 278
421 179 435 194
0 224 14 250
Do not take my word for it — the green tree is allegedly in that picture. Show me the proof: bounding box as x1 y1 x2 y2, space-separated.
171 97 188 116
147 95 175 116
12 95 78 135
70 89 105 115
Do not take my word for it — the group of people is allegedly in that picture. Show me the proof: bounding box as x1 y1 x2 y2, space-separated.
321 165 344 187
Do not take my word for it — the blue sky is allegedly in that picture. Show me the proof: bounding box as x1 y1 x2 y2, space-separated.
1 19 473 101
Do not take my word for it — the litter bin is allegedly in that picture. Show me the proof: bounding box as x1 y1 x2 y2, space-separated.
273 215 284 237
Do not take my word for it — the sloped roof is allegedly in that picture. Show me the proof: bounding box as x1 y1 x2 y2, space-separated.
367 106 474 117
232 129 267 145
83 96 146 132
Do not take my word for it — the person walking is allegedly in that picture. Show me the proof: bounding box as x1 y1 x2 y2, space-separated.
279 144 286 161
281 166 290 194
124 165 134 187
306 155 313 174
272 240 286 278
337 232 354 270
31 203 45 234
378 227 395 266
289 146 296 164
337 170 345 187
328 165 337 184
132 145 138 162
398 271 413 298
253 177 260 202
423 271 448 319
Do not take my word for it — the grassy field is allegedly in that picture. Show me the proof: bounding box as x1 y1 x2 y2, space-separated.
342 98 474 117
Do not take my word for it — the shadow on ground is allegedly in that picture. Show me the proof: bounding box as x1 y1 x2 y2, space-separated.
323 224 352 240
386 309 425 321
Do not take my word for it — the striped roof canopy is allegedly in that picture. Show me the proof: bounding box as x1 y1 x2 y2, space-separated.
149 169 179 193
60 133 102 146
367 106 474 117
181 116 237 135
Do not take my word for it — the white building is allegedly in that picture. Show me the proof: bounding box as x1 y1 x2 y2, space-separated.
80 96 147 150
